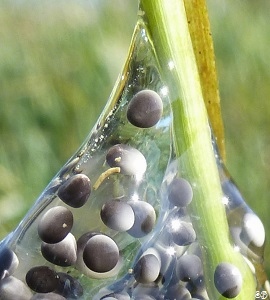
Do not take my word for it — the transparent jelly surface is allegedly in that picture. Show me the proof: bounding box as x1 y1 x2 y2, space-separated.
0 22 268 300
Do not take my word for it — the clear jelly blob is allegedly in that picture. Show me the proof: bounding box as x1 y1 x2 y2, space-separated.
0 21 268 300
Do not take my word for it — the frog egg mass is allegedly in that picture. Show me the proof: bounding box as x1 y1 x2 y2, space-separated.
0 17 267 300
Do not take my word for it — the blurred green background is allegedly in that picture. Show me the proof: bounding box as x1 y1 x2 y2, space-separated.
0 0 269 278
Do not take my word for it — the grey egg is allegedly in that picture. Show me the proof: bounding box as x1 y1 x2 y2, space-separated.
170 221 196 246
134 253 161 283
134 296 155 300
38 206 73 244
133 282 159 299
0 276 32 300
214 262 242 298
41 233 77 267
127 201 156 238
164 284 191 300
113 292 130 300
83 234 119 273
100 199 135 231
77 231 99 250
55 272 83 299
26 266 59 293
190 294 207 300
0 247 18 279
106 144 147 176
176 255 202 282
127 89 163 128
58 174 91 208
77 232 121 278
31 293 66 300
168 178 193 207
240 213 265 248
102 292 130 300
0 247 13 279
186 273 206 294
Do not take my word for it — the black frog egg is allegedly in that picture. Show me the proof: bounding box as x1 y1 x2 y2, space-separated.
0 247 13 279
106 144 147 176
132 281 159 298
134 296 155 300
176 254 202 282
0 276 33 300
185 273 205 296
26 266 59 293
77 231 99 252
168 178 193 207
214 262 242 298
102 292 130 300
100 199 135 232
127 89 163 128
38 206 73 244
127 201 156 238
113 292 131 300
171 221 196 246
58 174 91 208
240 213 265 248
134 249 161 283
0 247 19 279
165 284 191 300
55 272 83 299
41 233 77 267
77 232 122 279
83 234 119 273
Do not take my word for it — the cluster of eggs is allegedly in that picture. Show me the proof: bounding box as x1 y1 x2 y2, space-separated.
0 87 266 300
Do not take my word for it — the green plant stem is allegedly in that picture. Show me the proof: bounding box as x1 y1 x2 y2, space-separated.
140 0 256 299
